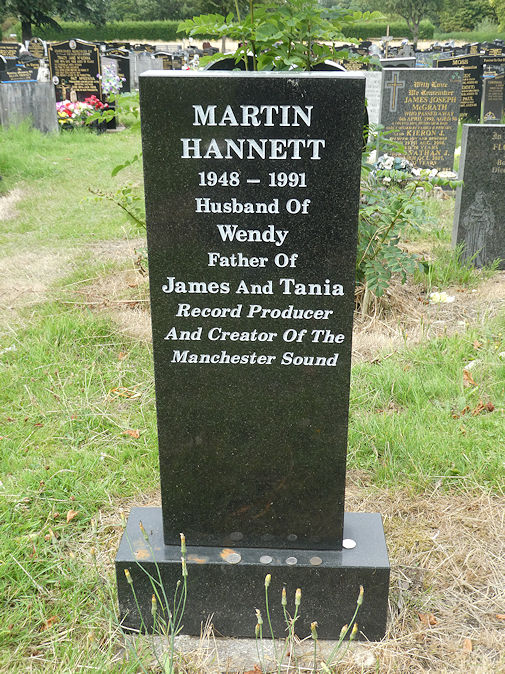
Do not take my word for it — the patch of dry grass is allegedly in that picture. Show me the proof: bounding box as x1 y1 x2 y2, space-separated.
81 479 505 673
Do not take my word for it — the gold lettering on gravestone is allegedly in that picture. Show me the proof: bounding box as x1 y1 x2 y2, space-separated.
387 78 460 166
28 39 45 59
0 42 19 57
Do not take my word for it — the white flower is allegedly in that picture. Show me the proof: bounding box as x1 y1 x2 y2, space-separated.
437 170 457 179
383 176 391 183
383 157 394 170
429 169 438 178
429 291 455 304
412 168 421 177
367 149 377 165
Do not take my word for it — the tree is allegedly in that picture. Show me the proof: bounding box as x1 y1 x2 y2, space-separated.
0 0 107 43
490 0 505 28
439 0 497 31
360 0 442 48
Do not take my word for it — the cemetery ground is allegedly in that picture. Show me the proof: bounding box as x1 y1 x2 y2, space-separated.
1 118 505 674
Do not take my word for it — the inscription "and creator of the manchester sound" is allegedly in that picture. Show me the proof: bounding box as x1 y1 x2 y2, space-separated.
160 102 349 366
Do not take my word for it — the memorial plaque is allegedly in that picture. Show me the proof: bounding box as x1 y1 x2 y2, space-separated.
48 39 102 102
0 42 20 58
482 74 504 123
436 54 483 121
116 71 389 640
453 124 505 269
380 68 463 168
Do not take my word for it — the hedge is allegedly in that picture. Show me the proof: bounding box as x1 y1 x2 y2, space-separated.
19 18 434 44
341 20 435 40
17 21 182 43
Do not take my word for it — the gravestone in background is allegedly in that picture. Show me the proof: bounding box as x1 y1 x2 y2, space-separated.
154 51 174 70
380 68 463 168
116 70 390 640
464 43 481 55
454 124 505 269
105 49 131 93
131 52 163 89
380 56 416 68
482 75 504 123
483 50 505 74
0 81 57 132
362 70 383 126
27 37 46 59
436 54 483 121
0 42 20 58
0 60 38 82
48 39 102 102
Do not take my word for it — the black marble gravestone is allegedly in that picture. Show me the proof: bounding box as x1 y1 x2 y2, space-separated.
116 71 390 640
482 74 504 123
0 60 37 82
48 39 102 102
436 54 483 121
0 42 20 58
453 124 505 269
380 68 463 168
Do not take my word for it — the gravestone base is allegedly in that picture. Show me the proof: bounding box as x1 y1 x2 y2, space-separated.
116 507 390 641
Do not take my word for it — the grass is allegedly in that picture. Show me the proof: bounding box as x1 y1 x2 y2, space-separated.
349 315 505 490
1 116 504 671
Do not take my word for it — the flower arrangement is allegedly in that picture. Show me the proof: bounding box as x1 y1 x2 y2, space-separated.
97 65 126 96
56 96 109 128
372 154 458 186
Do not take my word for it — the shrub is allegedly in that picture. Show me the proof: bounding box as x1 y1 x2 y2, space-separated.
15 20 182 43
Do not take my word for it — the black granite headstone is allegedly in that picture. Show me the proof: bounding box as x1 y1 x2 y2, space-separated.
380 68 463 168
0 60 37 82
115 70 389 640
0 42 20 58
464 43 481 55
436 54 483 121
154 51 174 70
48 39 102 102
482 74 504 123
453 124 505 269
